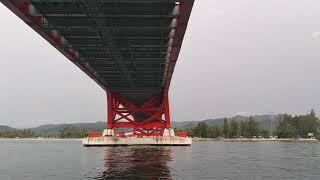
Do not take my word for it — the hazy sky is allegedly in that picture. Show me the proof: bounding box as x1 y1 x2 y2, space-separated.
2 0 320 128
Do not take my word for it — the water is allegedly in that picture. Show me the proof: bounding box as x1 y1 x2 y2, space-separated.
0 140 319 180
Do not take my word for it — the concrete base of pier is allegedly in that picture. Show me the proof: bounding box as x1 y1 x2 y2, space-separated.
102 129 114 136
82 136 192 146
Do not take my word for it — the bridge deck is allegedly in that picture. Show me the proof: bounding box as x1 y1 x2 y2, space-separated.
2 0 194 105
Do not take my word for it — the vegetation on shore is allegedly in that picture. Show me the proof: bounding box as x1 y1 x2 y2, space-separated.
176 110 320 139
275 110 319 138
177 116 267 138
0 127 93 139
58 127 88 138
0 129 48 138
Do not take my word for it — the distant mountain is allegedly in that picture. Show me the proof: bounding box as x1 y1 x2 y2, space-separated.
172 121 199 129
229 115 280 130
29 121 106 136
172 118 225 129
0 125 16 132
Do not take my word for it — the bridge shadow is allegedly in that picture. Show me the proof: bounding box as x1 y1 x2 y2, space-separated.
95 146 173 179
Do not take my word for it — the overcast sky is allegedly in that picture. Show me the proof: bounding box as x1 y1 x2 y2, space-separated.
2 0 320 128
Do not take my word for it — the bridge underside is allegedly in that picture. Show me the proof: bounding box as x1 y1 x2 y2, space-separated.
2 0 194 136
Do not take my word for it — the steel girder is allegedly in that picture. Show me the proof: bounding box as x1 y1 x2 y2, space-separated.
106 92 170 136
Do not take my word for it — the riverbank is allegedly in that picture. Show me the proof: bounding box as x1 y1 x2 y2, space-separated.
193 137 319 142
0 138 82 141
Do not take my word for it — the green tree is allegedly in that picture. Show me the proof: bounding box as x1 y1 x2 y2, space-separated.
59 127 87 138
239 120 248 137
259 129 270 137
305 109 319 137
208 125 222 138
193 122 209 138
229 120 238 138
248 116 258 137
185 128 194 137
223 118 229 138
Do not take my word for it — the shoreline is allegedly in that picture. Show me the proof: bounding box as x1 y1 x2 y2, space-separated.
0 138 82 141
193 137 319 142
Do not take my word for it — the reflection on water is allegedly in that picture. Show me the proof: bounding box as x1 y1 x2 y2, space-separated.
95 147 172 179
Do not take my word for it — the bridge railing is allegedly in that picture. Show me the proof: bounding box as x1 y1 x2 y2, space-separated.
87 130 188 138
88 131 103 138
175 131 187 138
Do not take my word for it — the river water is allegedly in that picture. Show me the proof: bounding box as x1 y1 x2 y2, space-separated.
0 139 319 180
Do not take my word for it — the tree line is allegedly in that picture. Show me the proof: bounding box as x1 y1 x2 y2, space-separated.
0 129 48 138
179 116 266 138
275 110 320 138
0 127 90 138
58 127 88 138
178 110 320 139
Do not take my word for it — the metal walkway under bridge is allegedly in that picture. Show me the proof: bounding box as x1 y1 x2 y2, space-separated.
2 0 194 137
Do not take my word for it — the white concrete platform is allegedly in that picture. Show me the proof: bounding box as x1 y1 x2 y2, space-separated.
82 136 192 146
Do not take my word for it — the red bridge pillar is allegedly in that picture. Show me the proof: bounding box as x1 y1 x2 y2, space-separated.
163 91 171 129
103 91 173 137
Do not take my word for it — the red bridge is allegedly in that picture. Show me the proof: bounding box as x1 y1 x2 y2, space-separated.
2 0 194 138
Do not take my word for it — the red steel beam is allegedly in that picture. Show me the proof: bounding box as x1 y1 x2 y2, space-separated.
163 0 195 92
106 93 169 136
113 122 165 129
0 0 108 91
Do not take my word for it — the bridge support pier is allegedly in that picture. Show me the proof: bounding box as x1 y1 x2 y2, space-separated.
163 128 175 137
82 91 191 146
102 129 114 136
104 92 172 137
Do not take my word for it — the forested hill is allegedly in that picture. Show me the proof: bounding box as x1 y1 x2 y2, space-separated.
29 122 106 136
172 115 280 130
